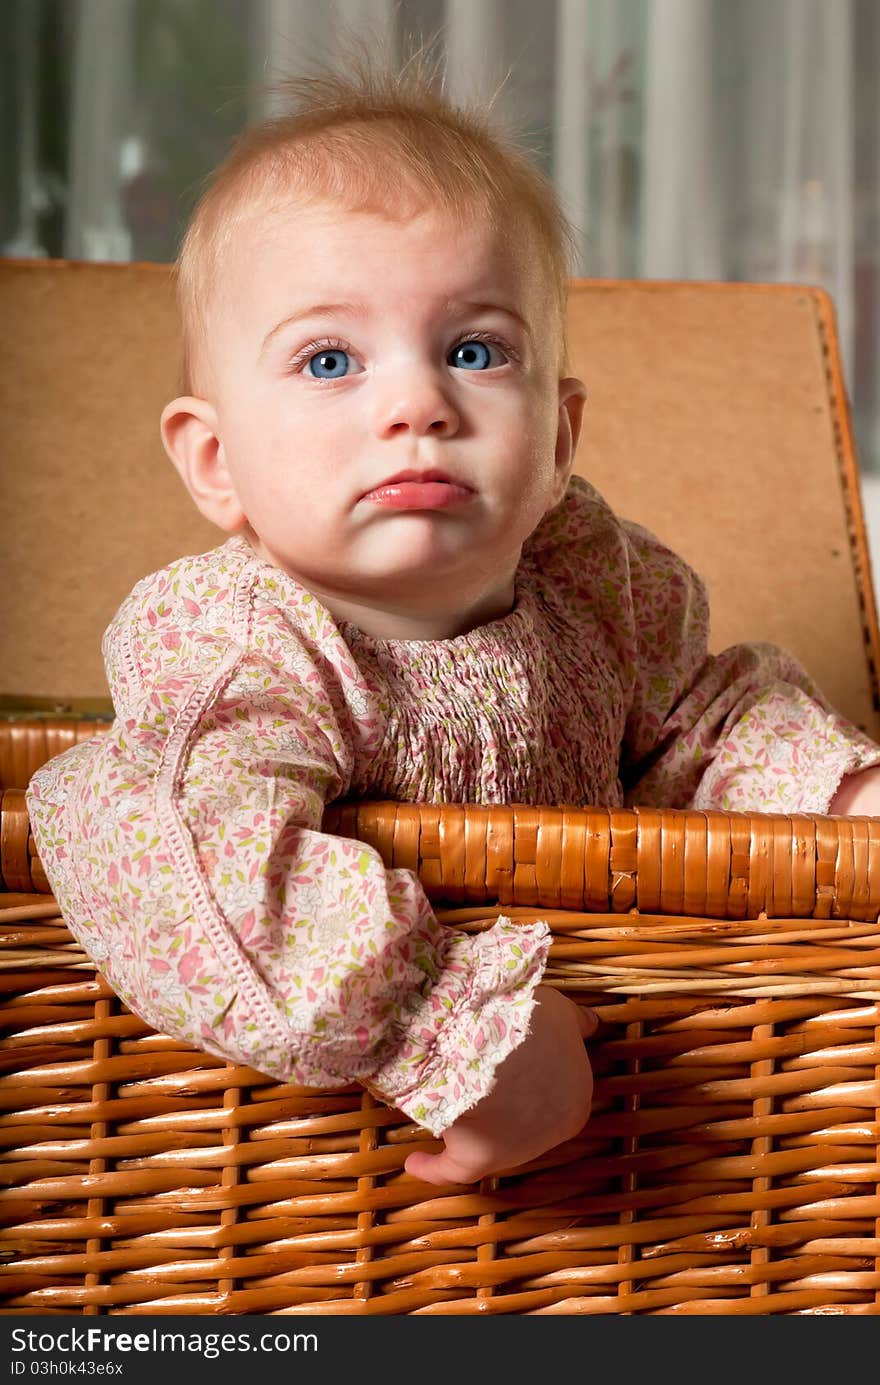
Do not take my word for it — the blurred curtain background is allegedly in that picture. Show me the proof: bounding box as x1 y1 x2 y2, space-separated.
3 0 880 481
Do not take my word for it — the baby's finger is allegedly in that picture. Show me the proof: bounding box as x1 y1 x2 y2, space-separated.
404 1148 482 1186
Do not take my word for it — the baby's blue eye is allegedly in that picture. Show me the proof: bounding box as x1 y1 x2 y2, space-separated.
449 339 502 370
305 349 350 379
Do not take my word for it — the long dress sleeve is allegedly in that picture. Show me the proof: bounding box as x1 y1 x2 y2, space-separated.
26 551 550 1136
618 522 880 811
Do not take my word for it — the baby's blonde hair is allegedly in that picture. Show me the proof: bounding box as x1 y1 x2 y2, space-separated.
176 34 579 397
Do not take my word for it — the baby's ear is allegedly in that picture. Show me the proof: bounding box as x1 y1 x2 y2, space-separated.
554 376 588 492
159 397 246 533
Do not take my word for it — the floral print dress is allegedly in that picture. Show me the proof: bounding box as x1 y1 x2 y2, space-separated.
26 476 880 1134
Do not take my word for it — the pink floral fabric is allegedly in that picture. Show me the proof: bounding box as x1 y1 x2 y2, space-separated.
26 476 880 1135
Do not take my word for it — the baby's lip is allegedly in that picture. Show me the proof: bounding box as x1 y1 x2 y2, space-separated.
361 468 471 498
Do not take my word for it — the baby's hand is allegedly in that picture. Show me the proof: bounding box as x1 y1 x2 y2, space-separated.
403 986 597 1186
828 764 880 815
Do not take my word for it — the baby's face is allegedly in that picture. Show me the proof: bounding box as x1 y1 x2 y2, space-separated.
171 197 585 639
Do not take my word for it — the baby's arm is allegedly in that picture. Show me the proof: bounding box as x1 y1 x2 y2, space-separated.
618 524 880 812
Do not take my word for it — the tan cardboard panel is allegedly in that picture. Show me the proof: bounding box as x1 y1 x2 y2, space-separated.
2 261 216 706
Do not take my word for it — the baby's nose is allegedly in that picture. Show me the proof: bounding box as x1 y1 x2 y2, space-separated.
375 372 460 438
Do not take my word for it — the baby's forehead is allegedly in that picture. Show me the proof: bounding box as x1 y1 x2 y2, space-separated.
222 191 548 309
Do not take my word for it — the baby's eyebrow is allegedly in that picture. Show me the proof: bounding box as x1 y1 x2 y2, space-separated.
445 300 531 337
261 301 366 356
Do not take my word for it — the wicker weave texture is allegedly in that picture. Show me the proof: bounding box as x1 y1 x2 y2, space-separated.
1 798 879 1314
4 789 880 923
0 900 878 1315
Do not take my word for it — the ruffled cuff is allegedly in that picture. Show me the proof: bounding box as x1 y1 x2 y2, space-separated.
366 916 551 1136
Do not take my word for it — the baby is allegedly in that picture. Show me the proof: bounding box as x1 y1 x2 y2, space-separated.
27 52 880 1188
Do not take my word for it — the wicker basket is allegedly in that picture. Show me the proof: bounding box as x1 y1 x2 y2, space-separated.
2 752 879 1315
1 267 878 1313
